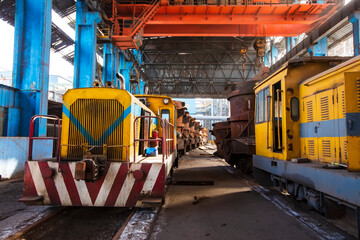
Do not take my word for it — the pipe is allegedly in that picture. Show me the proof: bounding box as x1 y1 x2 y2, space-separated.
116 73 126 90
105 81 114 88
93 80 101 87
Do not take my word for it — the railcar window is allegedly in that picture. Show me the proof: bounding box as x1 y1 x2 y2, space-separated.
264 88 270 121
290 97 300 121
161 109 170 121
256 88 269 124
256 91 263 123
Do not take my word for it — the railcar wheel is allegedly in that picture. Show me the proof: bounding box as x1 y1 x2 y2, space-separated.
222 141 238 167
235 155 253 174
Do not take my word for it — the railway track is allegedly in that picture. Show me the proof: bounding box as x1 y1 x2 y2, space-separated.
7 207 136 240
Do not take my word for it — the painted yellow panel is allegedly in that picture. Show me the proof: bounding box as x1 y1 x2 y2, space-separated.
255 58 346 161
135 94 177 148
60 88 155 162
344 72 360 171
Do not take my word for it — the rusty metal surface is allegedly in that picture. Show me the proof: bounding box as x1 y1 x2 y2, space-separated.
210 121 231 158
227 80 257 139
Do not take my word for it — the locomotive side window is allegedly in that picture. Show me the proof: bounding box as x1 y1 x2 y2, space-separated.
161 109 170 121
290 97 300 121
264 87 270 122
255 87 269 124
256 91 264 123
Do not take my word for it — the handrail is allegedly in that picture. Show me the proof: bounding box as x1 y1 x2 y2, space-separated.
28 115 62 171
164 120 175 159
130 0 159 36
276 89 282 150
133 116 175 163
266 95 271 149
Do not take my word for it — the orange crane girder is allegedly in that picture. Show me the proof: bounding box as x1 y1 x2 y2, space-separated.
109 1 338 48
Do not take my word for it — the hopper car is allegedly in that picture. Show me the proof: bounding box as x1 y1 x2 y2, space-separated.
253 56 360 232
211 121 231 158
210 81 257 173
174 100 188 157
174 100 207 158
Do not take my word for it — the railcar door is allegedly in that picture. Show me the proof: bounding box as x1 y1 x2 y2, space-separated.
301 88 340 163
335 84 347 165
302 95 318 160
139 110 151 155
344 72 360 171
314 89 337 164
272 81 282 153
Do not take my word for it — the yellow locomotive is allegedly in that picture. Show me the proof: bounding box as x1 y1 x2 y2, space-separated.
22 88 177 207
253 56 360 220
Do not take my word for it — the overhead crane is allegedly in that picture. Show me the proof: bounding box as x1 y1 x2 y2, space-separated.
100 0 341 49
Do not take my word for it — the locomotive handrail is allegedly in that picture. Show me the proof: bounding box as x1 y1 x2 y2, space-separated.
276 89 282 150
266 95 271 149
29 115 62 171
133 116 175 163
163 120 175 159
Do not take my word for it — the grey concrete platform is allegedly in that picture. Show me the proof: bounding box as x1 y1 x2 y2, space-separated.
149 146 352 240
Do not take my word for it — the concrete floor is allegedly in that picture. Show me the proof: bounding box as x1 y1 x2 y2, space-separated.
0 179 54 239
149 146 350 240
0 146 353 240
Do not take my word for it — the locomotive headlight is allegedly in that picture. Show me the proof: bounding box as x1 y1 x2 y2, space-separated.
163 98 169 105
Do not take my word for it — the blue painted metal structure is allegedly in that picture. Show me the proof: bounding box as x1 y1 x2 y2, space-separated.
350 12 360 56
12 0 52 137
0 137 53 179
286 37 299 53
253 155 360 207
119 52 131 91
271 45 278 66
308 37 328 57
102 43 116 86
286 37 292 53
264 52 270 67
0 85 20 136
73 0 101 88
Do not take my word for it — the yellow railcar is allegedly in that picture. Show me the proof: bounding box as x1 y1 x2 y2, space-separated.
253 56 360 224
61 88 156 162
135 94 177 173
22 88 178 207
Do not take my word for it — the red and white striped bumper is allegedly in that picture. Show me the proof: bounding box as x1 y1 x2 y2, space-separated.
21 161 165 207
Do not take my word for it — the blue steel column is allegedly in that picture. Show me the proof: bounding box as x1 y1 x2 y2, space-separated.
119 52 131 91
350 12 360 56
73 1 101 88
312 37 328 56
264 52 270 67
114 48 120 88
12 0 52 136
137 50 145 94
286 37 292 53
102 43 115 85
271 45 278 66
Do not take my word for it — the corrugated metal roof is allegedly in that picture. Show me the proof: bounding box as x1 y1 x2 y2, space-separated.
327 21 353 49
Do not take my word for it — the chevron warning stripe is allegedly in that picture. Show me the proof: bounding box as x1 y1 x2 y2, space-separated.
22 161 166 207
